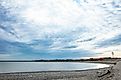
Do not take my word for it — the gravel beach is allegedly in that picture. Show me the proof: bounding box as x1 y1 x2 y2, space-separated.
0 61 121 80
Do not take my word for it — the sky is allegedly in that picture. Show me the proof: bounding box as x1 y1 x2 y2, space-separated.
0 0 121 60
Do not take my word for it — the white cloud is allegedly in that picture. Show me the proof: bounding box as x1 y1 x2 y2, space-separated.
0 0 121 56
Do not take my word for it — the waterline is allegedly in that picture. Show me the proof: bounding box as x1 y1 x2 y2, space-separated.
0 62 109 73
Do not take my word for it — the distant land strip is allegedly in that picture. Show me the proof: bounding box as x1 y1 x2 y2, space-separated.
0 57 120 64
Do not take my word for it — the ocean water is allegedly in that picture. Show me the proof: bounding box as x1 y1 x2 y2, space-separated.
0 62 109 73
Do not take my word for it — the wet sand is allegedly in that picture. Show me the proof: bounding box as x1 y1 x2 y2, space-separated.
0 61 121 80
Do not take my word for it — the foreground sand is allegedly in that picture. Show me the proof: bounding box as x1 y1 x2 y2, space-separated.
0 62 121 80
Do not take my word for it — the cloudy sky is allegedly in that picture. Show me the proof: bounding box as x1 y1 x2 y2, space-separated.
0 0 121 60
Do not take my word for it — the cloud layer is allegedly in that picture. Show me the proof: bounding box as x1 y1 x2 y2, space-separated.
0 0 121 59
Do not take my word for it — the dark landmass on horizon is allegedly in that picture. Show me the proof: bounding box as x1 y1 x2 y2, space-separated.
0 57 121 64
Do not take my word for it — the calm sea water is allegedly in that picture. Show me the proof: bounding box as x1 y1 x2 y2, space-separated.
0 62 109 73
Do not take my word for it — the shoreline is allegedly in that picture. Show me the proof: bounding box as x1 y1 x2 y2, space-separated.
0 61 110 74
0 67 112 80
1 59 121 80
0 63 114 80
0 66 110 74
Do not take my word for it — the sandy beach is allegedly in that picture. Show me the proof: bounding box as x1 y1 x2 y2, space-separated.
0 61 121 80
